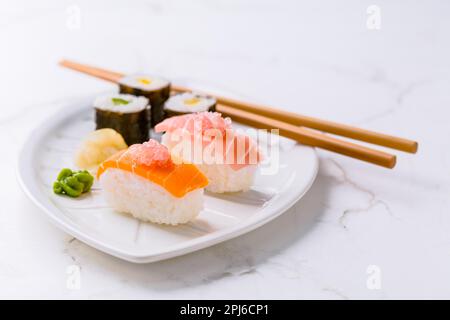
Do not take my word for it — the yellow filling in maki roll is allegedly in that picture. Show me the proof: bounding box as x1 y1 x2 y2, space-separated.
183 97 201 106
137 77 152 85
164 92 216 115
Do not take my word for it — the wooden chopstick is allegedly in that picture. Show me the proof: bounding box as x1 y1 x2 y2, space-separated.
217 104 396 169
172 85 418 154
59 60 124 83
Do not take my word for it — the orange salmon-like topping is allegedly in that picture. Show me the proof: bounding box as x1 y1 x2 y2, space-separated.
97 140 208 198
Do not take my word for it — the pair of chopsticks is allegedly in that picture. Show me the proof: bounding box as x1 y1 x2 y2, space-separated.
59 59 418 169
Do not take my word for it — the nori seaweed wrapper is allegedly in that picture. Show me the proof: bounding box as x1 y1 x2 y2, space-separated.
119 84 170 127
164 103 216 119
95 107 150 145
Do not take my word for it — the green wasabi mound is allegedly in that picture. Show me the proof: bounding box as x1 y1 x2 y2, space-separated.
53 168 94 198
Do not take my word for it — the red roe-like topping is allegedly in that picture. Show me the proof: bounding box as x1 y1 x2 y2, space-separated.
128 140 174 169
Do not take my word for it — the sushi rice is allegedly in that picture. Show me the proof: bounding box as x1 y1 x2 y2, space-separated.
164 92 216 114
118 74 170 91
194 162 257 193
100 168 203 225
94 94 149 113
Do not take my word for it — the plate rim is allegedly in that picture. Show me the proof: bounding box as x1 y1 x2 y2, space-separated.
16 94 319 263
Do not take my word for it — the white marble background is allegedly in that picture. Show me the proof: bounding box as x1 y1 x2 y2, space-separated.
1 0 449 299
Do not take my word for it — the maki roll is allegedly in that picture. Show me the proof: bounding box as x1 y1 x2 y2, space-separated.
118 74 170 127
94 94 150 145
164 92 216 119
97 140 209 225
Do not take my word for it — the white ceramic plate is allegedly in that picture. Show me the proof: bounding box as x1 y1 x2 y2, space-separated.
17 94 318 263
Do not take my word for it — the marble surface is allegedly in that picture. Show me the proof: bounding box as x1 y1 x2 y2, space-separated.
1 0 449 299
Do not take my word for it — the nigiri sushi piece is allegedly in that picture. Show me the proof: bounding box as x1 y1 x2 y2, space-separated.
155 112 262 193
97 140 208 225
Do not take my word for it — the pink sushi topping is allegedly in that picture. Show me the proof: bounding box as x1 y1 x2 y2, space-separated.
155 111 232 135
128 139 173 169
225 133 262 170
155 112 262 170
